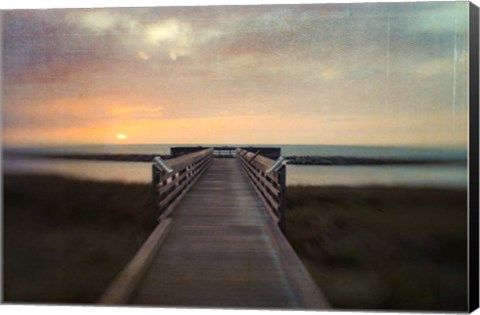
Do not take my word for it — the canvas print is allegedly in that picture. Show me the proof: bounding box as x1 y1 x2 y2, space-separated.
1 1 477 312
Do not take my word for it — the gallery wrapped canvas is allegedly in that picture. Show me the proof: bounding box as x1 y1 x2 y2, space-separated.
1 0 479 313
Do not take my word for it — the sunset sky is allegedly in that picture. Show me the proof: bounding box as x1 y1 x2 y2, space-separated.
1 2 470 147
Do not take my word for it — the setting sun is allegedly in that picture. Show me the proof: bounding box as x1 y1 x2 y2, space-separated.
116 134 127 140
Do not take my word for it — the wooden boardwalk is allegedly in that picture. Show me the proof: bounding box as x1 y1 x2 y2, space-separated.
129 158 328 309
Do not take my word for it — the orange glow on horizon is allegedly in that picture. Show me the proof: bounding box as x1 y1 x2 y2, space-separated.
2 111 468 148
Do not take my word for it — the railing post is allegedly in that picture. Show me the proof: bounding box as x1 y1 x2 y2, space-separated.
277 165 287 234
152 164 161 221
154 148 214 221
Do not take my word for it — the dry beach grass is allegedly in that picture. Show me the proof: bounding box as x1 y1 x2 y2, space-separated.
3 175 156 304
3 174 468 310
285 185 468 311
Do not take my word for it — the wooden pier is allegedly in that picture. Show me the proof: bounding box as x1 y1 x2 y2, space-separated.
99 147 329 309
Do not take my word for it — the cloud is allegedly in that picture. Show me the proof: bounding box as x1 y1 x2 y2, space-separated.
145 19 186 43
70 10 226 61
108 105 163 119
320 68 342 82
74 9 140 34
137 51 150 60
144 19 194 60
78 11 120 32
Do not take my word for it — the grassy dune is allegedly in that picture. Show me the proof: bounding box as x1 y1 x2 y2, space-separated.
3 174 468 310
285 185 468 311
3 175 156 304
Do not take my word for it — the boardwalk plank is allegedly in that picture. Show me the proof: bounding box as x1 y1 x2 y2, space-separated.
130 158 328 309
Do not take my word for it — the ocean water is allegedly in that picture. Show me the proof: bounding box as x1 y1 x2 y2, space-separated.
3 158 152 183
4 143 467 160
287 164 467 187
2 144 468 188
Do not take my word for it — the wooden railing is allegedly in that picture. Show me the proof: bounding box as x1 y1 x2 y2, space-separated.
213 146 236 158
236 148 287 232
152 148 214 220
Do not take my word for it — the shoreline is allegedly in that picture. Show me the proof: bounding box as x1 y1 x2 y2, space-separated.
285 155 466 165
3 152 466 166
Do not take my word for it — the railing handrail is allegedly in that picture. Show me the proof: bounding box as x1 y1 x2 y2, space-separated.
236 148 287 233
152 148 214 221
241 150 275 170
160 148 213 175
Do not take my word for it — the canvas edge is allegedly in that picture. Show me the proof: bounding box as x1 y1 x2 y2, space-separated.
469 1 480 313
